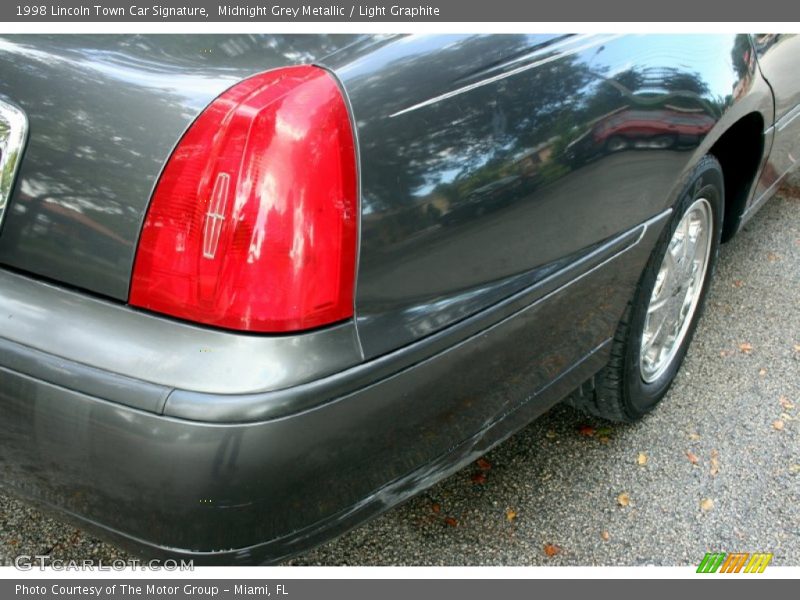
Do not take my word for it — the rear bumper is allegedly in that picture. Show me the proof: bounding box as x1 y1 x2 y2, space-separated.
1 342 607 565
0 213 668 563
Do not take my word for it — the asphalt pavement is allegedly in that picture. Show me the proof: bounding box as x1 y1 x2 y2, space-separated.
1 179 798 567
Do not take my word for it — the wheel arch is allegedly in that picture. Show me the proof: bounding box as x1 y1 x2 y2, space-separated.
708 112 767 242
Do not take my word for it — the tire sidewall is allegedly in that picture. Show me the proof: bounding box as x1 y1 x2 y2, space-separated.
622 158 724 418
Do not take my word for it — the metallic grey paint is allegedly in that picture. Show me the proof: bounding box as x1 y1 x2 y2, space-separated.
0 212 665 563
747 34 800 220
333 34 773 358
0 34 361 298
0 269 363 399
0 34 795 563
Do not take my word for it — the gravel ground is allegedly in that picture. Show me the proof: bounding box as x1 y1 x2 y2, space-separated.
1 180 798 567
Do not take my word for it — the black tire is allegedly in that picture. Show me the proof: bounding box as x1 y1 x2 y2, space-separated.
571 155 724 422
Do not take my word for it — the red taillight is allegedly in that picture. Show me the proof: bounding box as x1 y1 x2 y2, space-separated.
129 66 358 332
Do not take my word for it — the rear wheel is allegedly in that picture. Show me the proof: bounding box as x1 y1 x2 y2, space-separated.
571 155 723 422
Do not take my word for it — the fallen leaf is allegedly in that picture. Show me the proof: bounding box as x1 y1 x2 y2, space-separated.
732 279 745 288
710 450 720 477
598 436 610 444
789 464 800 474
759 368 768 377
578 425 595 437
543 543 562 557
772 420 785 431
545 429 557 440
476 458 492 471
686 450 700 465
766 251 780 262
794 344 800 353
505 508 517 522
444 516 458 527
471 472 487 484
689 432 702 441
738 342 753 354
431 503 441 514
700 498 714 511
596 426 613 437
617 492 630 507
600 530 610 541
779 396 794 410
637 452 648 466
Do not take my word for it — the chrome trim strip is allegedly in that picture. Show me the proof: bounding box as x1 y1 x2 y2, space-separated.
389 34 624 118
776 102 800 132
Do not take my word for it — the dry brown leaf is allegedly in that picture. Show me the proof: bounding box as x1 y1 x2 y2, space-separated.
471 472 487 485
431 502 441 514
759 368 768 377
637 452 648 466
617 492 630 507
505 508 517 522
710 449 720 477
700 498 714 512
543 543 562 557
686 450 700 465
545 429 558 440
767 251 780 262
600 530 610 541
444 516 458 527
773 420 785 431
732 279 745 288
578 425 595 437
779 396 795 410
476 458 492 471
794 344 800 353
689 432 701 441
738 342 753 354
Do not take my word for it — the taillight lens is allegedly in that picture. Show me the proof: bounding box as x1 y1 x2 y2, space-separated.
129 66 358 332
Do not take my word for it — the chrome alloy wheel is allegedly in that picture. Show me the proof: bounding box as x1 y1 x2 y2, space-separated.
640 198 713 383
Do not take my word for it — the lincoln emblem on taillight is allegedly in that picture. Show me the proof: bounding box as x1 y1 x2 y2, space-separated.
0 98 28 231
202 172 230 259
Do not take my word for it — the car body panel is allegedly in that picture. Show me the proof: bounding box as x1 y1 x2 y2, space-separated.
748 34 800 217
0 210 666 562
328 34 769 358
0 33 792 563
0 34 362 299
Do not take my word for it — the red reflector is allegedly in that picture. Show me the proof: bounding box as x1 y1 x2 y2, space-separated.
129 66 358 332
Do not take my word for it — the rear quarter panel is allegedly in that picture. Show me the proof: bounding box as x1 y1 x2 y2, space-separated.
329 34 772 358
750 34 800 207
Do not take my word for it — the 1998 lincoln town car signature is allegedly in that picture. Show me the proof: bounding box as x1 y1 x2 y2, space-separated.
0 33 797 564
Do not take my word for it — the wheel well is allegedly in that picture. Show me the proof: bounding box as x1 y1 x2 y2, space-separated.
709 112 765 242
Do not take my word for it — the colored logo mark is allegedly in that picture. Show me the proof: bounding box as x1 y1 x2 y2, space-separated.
697 552 773 573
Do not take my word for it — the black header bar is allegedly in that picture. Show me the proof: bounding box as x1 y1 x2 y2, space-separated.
2 0 800 22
